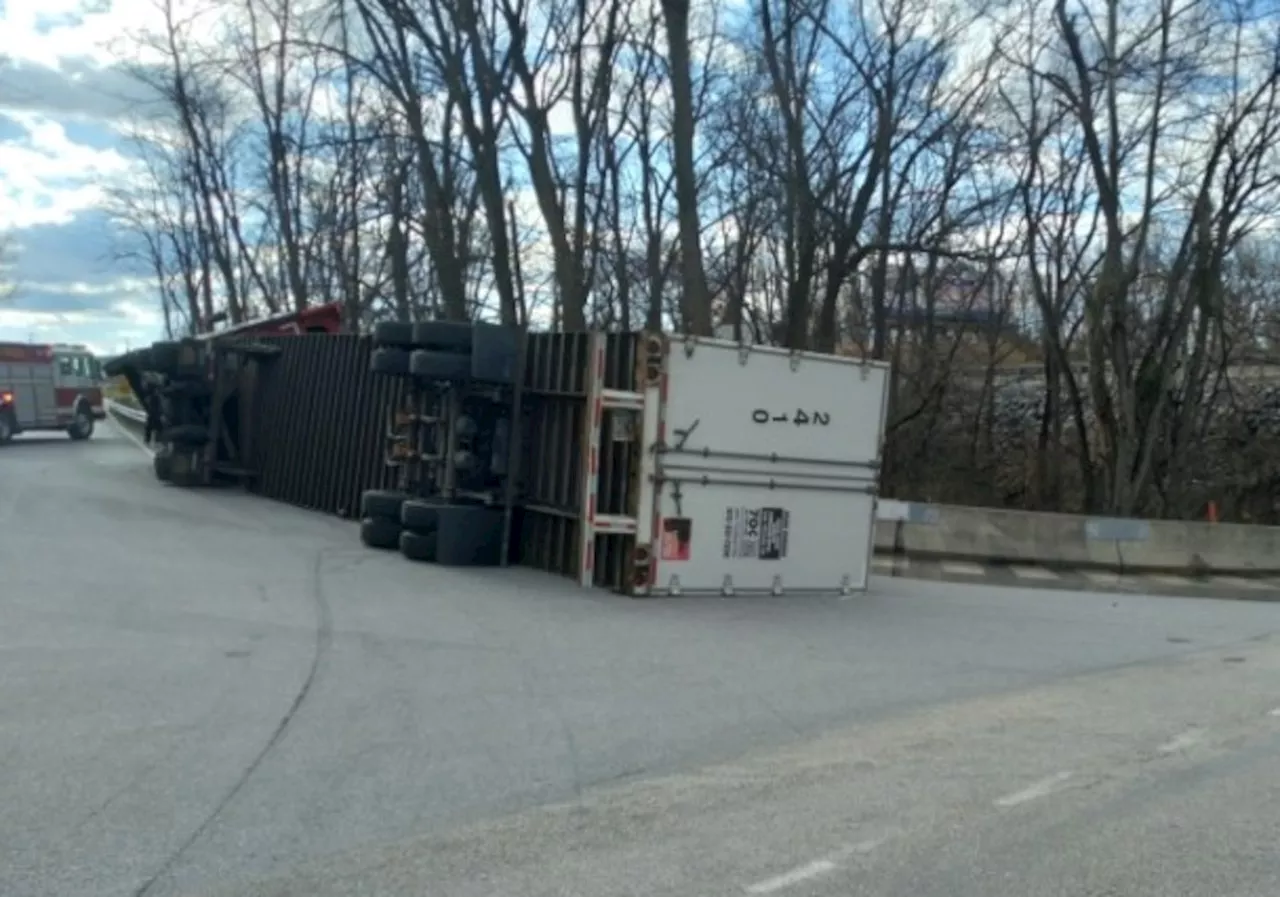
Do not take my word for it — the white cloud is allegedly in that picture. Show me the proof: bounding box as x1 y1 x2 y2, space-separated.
0 112 135 228
0 0 173 351
0 296 165 356
0 0 165 69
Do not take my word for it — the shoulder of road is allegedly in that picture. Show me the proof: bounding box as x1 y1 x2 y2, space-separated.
875 555 1280 601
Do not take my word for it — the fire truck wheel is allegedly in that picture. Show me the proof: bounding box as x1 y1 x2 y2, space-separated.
0 410 13 445
373 322 415 348
68 406 94 441
163 424 210 447
153 450 173 482
411 321 473 351
370 348 411 376
399 529 437 563
360 489 410 520
359 516 401 550
409 350 471 382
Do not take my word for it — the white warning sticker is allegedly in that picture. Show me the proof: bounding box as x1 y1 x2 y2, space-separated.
722 507 790 560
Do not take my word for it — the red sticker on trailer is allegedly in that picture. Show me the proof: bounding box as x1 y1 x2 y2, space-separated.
660 518 692 561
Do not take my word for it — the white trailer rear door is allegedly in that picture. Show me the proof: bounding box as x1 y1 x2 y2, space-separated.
648 338 890 596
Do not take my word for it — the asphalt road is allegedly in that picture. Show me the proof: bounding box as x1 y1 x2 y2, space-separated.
2 421 1278 897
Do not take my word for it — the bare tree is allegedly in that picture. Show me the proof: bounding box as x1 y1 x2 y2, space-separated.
660 0 714 334
1039 0 1280 514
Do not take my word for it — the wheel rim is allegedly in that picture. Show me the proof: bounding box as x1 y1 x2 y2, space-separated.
76 411 91 434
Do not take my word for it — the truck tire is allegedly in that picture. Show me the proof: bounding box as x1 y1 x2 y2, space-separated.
0 410 14 445
163 424 209 447
169 452 201 487
470 323 519 385
360 516 401 550
409 349 470 381
401 498 444 534
434 505 504 566
360 489 410 520
152 340 204 379
153 450 173 482
399 529 438 562
373 321 415 348
412 321 473 351
151 340 182 371
370 348 411 376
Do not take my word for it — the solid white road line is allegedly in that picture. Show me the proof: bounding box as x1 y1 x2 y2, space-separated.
994 771 1074 808
109 414 155 458
1009 565 1059 581
746 860 838 894
940 561 986 576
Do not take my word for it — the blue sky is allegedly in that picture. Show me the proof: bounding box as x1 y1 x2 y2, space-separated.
0 0 165 355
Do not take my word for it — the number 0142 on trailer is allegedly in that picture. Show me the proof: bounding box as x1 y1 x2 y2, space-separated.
751 409 831 426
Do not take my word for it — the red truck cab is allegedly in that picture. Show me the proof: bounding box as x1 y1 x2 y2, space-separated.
200 301 345 339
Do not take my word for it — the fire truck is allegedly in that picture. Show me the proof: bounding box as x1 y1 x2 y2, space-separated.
0 342 105 445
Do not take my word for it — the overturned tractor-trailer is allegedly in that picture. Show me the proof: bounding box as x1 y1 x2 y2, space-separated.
105 320 891 597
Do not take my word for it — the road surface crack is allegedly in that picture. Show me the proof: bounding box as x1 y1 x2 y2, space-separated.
131 550 333 897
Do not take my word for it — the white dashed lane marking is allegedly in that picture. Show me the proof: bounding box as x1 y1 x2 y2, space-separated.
994 771 1074 808
1083 570 1123 585
746 860 838 894
744 836 892 894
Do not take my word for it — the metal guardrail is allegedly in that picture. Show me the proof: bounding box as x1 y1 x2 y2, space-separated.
105 399 146 425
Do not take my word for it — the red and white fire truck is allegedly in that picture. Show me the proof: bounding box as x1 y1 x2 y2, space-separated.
0 342 105 445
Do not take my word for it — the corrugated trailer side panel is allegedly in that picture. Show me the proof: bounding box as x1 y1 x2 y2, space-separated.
245 334 405 517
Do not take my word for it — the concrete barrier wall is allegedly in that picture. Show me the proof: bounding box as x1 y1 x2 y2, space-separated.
874 501 1280 575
